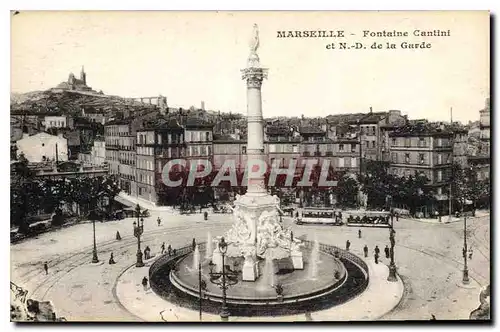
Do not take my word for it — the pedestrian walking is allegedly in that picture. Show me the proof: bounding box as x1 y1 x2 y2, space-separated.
469 247 473 260
142 277 148 291
363 245 368 258
384 245 390 259
374 252 379 264
204 211 208 221
168 244 172 256
161 242 165 255
192 238 197 250
374 245 380 256
157 217 161 227
109 252 116 265
43 262 48 275
145 246 151 260
346 240 351 251
358 229 362 239
396 213 399 222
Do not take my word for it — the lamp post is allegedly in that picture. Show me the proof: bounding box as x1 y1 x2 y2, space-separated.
387 217 398 282
198 261 207 321
462 214 470 284
208 237 238 321
91 210 99 264
133 204 145 267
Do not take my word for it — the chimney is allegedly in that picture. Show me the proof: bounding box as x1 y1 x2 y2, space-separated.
201 101 205 110
159 96 167 115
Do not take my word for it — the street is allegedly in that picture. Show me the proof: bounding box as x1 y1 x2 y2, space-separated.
10 210 490 321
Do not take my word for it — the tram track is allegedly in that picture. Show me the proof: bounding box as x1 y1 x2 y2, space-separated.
14 223 231 301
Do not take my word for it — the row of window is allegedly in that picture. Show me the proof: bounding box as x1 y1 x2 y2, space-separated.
137 146 154 156
391 137 452 148
391 152 451 165
137 158 154 171
186 145 212 157
47 120 66 128
268 157 358 168
185 131 212 142
137 172 155 186
360 126 377 136
105 125 130 137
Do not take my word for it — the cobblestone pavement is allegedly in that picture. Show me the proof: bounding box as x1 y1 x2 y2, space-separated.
10 210 490 321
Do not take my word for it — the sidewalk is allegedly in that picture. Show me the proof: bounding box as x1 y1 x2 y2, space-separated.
117 193 178 213
115 257 404 322
405 210 490 225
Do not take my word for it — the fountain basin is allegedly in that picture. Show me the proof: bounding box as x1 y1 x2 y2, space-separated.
170 249 345 303
149 242 370 316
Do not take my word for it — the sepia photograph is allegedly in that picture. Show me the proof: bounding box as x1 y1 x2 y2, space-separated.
9 10 490 322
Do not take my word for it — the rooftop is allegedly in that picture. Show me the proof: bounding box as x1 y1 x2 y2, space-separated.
299 126 325 135
389 122 454 137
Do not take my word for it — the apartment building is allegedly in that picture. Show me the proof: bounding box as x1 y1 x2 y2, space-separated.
135 118 186 205
104 111 157 196
389 123 454 214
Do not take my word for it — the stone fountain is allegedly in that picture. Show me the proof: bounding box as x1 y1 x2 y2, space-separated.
149 25 369 316
210 24 303 281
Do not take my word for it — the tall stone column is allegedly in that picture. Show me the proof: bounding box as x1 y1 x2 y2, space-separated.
241 25 268 197
222 24 302 282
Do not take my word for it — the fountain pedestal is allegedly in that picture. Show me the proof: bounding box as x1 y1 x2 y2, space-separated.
242 255 259 281
291 250 304 270
212 247 223 273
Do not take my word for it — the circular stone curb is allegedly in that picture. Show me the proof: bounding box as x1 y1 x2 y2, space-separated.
114 256 404 322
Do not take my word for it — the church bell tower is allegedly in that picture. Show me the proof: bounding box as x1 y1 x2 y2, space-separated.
80 66 86 85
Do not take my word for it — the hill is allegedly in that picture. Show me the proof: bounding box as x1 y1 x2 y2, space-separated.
10 89 155 117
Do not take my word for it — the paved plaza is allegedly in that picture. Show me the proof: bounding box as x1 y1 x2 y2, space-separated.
10 209 489 321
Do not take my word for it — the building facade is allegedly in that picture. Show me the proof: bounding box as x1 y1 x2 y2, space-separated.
136 118 186 205
105 111 157 197
479 98 490 155
16 132 69 163
389 123 454 214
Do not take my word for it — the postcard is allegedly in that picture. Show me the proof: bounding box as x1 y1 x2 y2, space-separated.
10 10 490 322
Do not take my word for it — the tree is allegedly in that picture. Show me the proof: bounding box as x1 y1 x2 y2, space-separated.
451 163 489 214
67 176 119 218
335 174 359 208
361 160 399 209
101 175 121 214
395 174 436 216
10 155 45 233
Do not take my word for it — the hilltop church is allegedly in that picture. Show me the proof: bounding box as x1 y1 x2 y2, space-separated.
52 66 97 93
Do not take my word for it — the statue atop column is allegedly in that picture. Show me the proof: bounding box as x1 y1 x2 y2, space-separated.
250 23 260 55
247 23 261 68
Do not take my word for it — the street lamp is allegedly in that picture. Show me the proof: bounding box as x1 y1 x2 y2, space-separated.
462 214 470 284
198 261 207 321
91 210 99 264
208 237 238 321
133 204 145 268
387 217 398 282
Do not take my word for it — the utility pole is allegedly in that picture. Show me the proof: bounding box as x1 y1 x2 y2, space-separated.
199 261 202 321
448 107 453 222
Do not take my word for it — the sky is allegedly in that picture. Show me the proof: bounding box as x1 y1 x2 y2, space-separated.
10 11 489 123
